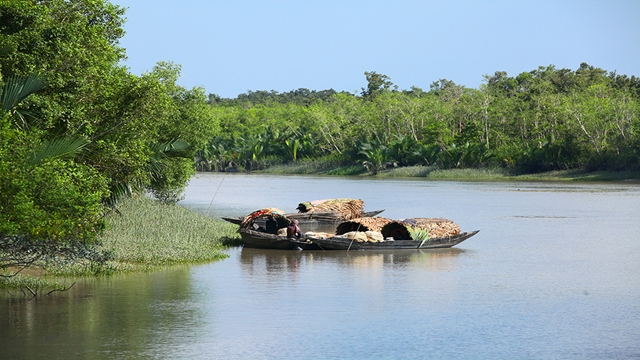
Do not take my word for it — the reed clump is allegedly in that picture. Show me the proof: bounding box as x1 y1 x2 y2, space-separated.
259 159 337 174
46 196 238 276
0 273 67 292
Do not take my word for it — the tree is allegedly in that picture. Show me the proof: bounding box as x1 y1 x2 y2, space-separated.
198 64 640 174
0 74 113 276
361 71 396 99
1 1 224 250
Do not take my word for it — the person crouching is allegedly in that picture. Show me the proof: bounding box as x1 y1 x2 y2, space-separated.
286 219 302 238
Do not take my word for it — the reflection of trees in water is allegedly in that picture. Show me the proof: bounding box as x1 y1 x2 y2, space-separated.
0 267 201 359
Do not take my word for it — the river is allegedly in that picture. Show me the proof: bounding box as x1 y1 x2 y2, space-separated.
2 173 640 359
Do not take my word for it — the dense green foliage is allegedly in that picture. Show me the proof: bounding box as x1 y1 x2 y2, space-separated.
0 0 218 272
201 66 640 175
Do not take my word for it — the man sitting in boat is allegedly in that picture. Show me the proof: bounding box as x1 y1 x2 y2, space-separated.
286 219 303 238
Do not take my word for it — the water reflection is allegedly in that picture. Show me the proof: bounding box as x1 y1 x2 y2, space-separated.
240 247 465 274
240 247 304 276
0 267 203 359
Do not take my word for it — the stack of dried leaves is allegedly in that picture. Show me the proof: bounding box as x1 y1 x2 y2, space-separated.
382 218 461 240
335 217 393 235
297 199 365 220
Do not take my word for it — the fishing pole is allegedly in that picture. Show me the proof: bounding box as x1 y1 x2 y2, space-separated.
205 175 225 216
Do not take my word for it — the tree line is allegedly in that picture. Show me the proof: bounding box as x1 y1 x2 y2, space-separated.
201 66 640 175
1 0 218 271
1 0 639 273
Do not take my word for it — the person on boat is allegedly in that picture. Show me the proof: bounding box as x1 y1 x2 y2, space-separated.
286 219 302 238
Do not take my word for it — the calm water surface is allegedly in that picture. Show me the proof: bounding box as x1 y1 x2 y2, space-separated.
2 173 640 359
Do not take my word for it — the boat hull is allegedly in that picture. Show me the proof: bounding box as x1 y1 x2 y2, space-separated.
239 229 321 250
307 230 479 250
239 229 298 249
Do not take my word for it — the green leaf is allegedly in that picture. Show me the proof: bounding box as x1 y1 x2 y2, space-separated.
29 136 89 165
407 226 430 247
1 74 45 112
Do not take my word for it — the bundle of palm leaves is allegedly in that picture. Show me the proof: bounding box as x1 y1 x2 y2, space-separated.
296 198 365 220
335 217 393 234
401 218 460 237
381 218 460 240
407 226 431 241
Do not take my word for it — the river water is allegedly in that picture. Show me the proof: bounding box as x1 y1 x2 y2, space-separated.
2 173 640 359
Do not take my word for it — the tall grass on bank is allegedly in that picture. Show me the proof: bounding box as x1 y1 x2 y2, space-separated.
262 162 512 178
259 159 351 174
366 166 511 179
375 165 438 178
512 170 640 181
47 196 239 276
258 161 639 181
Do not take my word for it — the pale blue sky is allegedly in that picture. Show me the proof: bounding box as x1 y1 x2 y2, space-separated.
111 0 640 98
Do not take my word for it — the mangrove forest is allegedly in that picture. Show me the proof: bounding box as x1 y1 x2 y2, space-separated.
202 68 640 175
1 0 639 286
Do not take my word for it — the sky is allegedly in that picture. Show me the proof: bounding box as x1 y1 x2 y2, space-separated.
110 0 640 98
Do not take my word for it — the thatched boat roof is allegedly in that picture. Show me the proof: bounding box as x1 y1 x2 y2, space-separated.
240 208 290 229
296 198 365 220
335 217 393 235
381 218 461 239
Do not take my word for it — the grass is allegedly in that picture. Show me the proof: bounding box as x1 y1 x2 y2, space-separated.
0 273 69 295
259 158 367 175
326 165 367 176
379 167 639 181
511 169 640 181
1 195 240 285
102 196 236 265
261 160 640 181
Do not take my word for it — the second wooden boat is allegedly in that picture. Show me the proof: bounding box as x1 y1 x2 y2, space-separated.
306 230 479 250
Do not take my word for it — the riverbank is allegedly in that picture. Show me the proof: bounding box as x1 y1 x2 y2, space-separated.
58 195 239 275
258 161 640 181
1 196 239 294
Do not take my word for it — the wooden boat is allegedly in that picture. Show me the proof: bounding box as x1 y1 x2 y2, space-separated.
222 209 385 226
239 228 297 249
235 208 321 250
305 230 479 250
239 228 320 250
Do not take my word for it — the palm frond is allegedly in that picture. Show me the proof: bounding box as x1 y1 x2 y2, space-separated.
103 182 134 209
407 226 430 247
1 74 45 112
144 139 192 182
0 43 13 56
150 139 192 159
29 136 89 165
